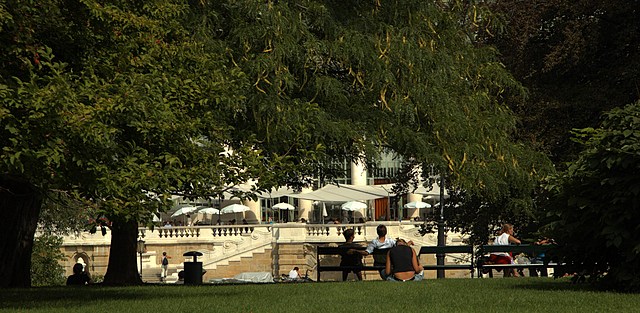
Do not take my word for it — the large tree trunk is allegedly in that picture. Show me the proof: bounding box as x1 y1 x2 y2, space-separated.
0 176 42 288
102 218 143 285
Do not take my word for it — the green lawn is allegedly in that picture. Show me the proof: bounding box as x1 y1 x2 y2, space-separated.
1 278 639 313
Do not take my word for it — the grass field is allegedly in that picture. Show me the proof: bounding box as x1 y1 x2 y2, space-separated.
1 278 639 313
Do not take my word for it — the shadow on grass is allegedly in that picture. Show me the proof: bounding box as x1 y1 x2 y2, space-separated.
0 283 244 310
498 277 605 293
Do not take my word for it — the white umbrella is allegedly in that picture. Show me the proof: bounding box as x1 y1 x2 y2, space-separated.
198 207 220 225
272 203 295 211
341 201 367 211
221 204 251 213
198 207 220 215
404 201 431 209
171 206 198 217
221 203 251 222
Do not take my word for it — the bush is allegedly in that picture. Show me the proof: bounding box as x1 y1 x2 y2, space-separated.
31 234 66 287
547 101 640 291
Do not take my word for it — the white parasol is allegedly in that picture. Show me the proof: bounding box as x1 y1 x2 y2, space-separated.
404 201 432 209
272 203 295 211
341 201 367 211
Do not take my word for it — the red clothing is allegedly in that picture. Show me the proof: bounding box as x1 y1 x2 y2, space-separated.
489 254 512 264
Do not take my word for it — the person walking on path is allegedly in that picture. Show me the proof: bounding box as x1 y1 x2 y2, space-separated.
161 252 171 282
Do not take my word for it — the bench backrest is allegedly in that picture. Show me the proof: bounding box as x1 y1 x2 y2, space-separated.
316 246 390 266
419 245 474 255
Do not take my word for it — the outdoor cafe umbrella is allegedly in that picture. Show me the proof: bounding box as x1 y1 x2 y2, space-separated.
171 206 198 217
404 201 432 209
341 201 367 211
198 207 220 215
340 201 366 224
272 203 295 210
221 203 251 222
198 207 220 224
272 202 295 223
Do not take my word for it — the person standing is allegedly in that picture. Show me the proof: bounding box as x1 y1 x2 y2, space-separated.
161 252 171 282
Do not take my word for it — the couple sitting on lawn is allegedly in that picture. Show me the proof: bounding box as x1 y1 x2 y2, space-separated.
341 224 424 282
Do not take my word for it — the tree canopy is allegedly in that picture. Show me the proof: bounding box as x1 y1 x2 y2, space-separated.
485 0 640 163
1 0 550 286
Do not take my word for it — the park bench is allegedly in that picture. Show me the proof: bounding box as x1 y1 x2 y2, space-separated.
418 245 475 278
477 244 560 277
316 246 390 281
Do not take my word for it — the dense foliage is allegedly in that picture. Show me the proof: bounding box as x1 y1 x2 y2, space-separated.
30 234 66 287
485 0 640 164
546 101 640 291
1 0 550 286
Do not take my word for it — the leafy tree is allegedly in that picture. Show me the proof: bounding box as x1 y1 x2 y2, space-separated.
484 0 640 164
217 0 551 238
1 0 551 287
0 0 264 286
546 101 640 291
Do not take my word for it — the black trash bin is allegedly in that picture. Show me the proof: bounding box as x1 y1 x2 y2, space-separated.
182 251 204 285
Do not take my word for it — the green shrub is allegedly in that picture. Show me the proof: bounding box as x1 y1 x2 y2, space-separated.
547 101 640 291
31 234 66 287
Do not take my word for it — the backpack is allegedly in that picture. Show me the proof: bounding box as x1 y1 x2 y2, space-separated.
162 257 168 265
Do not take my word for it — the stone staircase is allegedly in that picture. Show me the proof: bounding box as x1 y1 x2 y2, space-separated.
143 240 274 283
204 247 273 280
141 266 180 283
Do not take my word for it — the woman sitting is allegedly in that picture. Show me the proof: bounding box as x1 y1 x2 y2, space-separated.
385 238 424 281
489 223 522 277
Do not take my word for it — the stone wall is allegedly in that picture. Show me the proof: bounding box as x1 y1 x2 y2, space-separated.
204 248 273 281
58 222 471 282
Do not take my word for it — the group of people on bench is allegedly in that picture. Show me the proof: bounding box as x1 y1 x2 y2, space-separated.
340 224 424 282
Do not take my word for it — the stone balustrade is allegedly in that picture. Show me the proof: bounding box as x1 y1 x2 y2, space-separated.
66 221 440 247
59 221 463 281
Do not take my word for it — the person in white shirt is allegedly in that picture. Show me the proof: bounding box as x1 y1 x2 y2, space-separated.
489 223 521 277
288 267 301 280
354 225 413 279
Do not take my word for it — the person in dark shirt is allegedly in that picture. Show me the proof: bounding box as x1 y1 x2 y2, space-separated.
339 228 363 281
385 238 424 281
66 263 92 286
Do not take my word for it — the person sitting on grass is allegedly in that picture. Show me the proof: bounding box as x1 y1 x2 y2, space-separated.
385 238 424 282
288 267 302 280
66 263 92 286
175 270 185 284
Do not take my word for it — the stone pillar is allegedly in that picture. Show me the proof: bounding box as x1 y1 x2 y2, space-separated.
350 160 368 221
243 199 261 224
297 187 313 222
350 160 367 186
407 193 422 219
